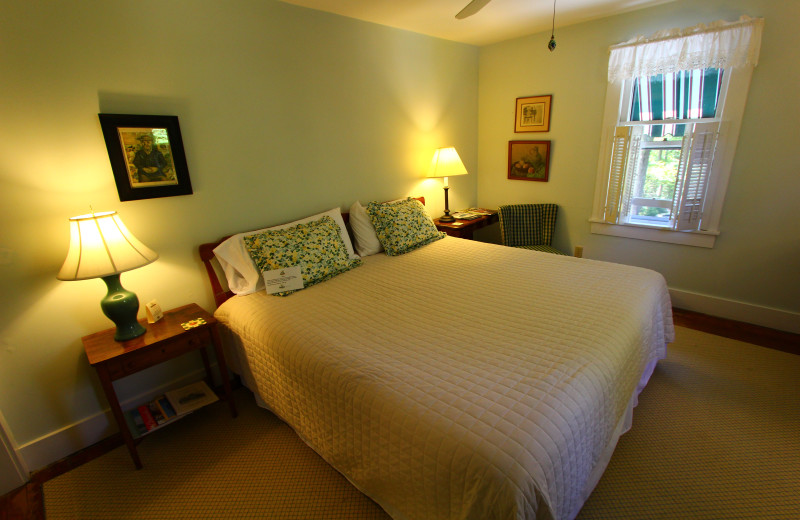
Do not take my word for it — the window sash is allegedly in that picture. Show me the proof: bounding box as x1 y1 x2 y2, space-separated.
631 197 673 209
605 122 718 232
635 141 682 218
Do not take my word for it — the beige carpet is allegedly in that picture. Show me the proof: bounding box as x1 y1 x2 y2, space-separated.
44 327 800 519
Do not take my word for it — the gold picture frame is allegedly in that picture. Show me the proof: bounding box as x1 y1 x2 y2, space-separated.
514 95 552 133
508 140 551 182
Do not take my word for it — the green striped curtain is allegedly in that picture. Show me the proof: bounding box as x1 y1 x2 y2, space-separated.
630 68 723 137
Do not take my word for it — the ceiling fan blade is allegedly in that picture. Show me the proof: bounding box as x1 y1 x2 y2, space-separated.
455 0 493 19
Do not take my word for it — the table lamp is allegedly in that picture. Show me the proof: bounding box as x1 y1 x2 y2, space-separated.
427 147 468 222
57 211 158 341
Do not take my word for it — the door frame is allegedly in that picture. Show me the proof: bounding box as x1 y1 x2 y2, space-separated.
0 409 28 495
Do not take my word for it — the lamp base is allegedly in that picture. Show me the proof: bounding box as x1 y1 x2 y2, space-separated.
439 184 456 223
101 274 146 342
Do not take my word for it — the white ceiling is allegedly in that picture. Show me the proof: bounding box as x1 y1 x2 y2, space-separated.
277 0 676 46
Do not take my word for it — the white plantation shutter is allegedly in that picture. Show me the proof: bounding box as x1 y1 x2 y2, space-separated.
603 126 643 223
619 127 643 222
671 136 690 227
602 127 630 223
674 122 719 231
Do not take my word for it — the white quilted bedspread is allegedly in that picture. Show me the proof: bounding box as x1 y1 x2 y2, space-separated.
215 237 674 520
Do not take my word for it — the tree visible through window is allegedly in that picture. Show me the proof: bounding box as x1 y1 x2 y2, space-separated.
632 135 681 224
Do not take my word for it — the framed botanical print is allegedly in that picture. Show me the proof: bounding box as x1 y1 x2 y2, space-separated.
99 114 193 201
508 140 551 181
514 95 552 133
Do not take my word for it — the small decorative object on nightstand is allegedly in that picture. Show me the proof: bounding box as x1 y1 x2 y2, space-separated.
82 303 237 469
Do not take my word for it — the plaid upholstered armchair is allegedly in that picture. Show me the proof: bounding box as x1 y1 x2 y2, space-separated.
498 204 567 255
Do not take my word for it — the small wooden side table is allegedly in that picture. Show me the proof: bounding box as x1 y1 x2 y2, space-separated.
82 303 237 469
434 210 499 240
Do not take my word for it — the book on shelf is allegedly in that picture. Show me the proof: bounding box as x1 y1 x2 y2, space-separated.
137 404 158 431
148 401 167 425
125 382 218 437
165 380 219 416
125 409 148 436
128 394 180 435
156 395 177 421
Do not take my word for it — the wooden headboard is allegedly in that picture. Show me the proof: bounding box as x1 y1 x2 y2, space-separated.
198 240 235 309
198 197 425 309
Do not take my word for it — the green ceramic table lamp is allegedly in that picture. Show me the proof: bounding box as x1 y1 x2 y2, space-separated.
58 211 158 341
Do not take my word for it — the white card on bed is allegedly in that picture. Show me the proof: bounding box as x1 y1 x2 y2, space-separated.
262 265 304 294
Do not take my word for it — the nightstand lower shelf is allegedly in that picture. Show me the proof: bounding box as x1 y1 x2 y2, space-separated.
82 303 237 469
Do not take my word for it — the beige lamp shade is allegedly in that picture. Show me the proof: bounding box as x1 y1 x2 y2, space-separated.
427 147 468 223
427 147 468 184
57 211 158 281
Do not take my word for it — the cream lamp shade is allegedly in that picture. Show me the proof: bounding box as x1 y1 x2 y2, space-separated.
427 147 468 184
427 147 468 222
58 211 158 341
58 211 158 281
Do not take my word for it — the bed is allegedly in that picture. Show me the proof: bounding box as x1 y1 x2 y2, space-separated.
199 198 674 520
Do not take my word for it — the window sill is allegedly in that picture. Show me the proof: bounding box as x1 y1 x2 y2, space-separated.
589 220 718 248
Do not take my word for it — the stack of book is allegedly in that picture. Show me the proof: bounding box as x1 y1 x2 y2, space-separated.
451 208 495 220
125 380 219 437
450 212 482 220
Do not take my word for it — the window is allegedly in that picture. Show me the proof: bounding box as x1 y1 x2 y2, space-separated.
591 17 764 247
611 68 724 231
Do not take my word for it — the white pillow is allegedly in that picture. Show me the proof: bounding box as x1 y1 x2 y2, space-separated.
213 207 357 295
349 200 384 256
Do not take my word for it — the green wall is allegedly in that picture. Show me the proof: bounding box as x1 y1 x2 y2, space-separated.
0 0 478 467
477 0 799 318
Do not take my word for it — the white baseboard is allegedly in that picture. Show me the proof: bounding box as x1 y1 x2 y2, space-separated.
17 368 211 473
669 288 800 334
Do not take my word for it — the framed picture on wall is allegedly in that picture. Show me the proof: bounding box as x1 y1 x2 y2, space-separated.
508 140 551 182
98 114 193 201
514 95 551 133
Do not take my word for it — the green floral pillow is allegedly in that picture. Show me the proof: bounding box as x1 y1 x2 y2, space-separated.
366 198 445 256
243 216 362 296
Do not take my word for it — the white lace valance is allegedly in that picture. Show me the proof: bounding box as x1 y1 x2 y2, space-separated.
608 16 764 82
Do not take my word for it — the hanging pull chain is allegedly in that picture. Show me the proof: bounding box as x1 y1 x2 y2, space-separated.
548 0 557 51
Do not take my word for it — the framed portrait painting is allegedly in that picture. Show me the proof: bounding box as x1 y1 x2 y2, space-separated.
514 95 551 133
98 114 193 201
508 140 551 182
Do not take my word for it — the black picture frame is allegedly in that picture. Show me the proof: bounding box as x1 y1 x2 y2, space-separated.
99 114 193 201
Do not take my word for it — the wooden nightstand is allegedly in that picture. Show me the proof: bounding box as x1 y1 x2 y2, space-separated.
82 303 237 469
434 210 499 240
